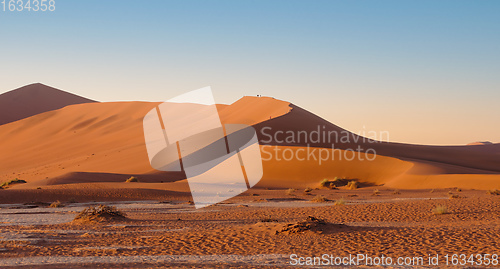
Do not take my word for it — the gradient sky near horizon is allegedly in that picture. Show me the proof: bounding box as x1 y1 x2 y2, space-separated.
1 0 499 145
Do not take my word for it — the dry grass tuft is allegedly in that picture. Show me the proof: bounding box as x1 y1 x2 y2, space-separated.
487 189 500 195
310 195 328 203
73 205 127 223
319 178 331 188
433 205 449 215
347 181 358 190
49 200 64 208
319 178 340 189
0 178 27 189
125 176 139 183
334 198 346 205
303 187 313 195
285 188 296 195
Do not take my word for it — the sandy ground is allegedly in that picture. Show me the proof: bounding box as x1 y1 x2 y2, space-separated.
1 187 500 268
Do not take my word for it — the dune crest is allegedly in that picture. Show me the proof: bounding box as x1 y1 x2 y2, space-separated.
0 83 96 126
0 90 498 190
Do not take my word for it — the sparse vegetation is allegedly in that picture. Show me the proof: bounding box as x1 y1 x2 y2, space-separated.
392 190 401 195
304 187 313 195
310 195 328 203
285 188 296 195
448 191 459 199
334 197 346 205
73 205 126 223
275 216 332 235
319 178 339 189
125 176 139 183
327 177 351 188
372 189 380 196
347 181 358 190
456 188 462 192
319 178 331 188
0 178 27 189
49 200 64 208
487 189 500 195
433 205 449 215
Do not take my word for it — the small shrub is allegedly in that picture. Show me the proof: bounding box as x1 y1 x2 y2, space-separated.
0 178 27 189
347 181 358 190
285 188 296 195
334 198 346 205
310 195 327 203
304 187 313 194
456 188 462 192
327 177 350 187
125 176 139 183
487 189 500 195
73 205 126 223
433 205 449 215
49 200 64 208
319 178 330 188
372 189 380 196
319 178 339 189
448 191 459 199
392 190 400 195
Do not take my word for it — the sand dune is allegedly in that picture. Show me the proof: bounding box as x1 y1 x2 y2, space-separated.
467 141 493 146
0 101 162 183
0 90 498 191
255 103 500 173
0 83 96 126
0 96 291 185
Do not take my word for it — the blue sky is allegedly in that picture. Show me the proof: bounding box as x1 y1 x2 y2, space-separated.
1 0 499 144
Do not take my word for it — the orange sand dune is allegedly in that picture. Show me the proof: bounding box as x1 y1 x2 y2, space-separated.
218 96 291 125
256 146 500 190
0 102 159 183
0 96 291 185
255 103 500 173
0 83 96 126
258 146 413 188
0 91 498 191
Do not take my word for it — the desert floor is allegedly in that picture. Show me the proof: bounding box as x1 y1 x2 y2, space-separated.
1 187 500 268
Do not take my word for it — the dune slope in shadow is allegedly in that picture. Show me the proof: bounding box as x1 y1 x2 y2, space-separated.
0 93 498 190
0 83 96 126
